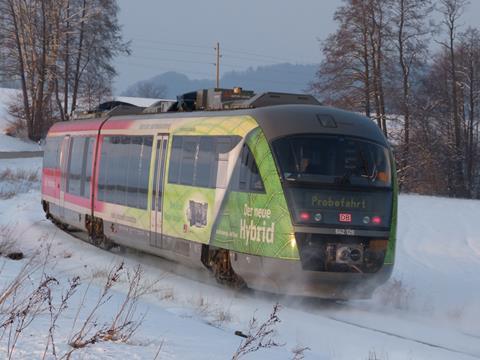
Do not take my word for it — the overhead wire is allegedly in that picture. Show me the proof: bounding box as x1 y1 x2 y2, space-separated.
128 36 319 67
115 60 214 78
115 36 320 86
125 49 317 73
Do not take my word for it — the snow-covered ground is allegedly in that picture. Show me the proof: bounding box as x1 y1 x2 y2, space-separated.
1 159 480 359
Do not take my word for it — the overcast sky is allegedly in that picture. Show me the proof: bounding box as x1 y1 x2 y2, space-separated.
114 0 480 93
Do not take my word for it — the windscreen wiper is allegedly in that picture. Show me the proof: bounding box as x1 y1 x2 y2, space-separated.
359 149 377 182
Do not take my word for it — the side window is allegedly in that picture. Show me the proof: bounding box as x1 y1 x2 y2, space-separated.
168 136 182 184
179 137 196 186
215 137 234 189
153 138 168 211
98 135 152 210
43 137 62 168
125 136 139 208
137 136 153 209
83 138 95 199
233 144 265 193
196 136 216 188
168 135 241 189
108 136 125 204
99 136 127 205
98 137 110 202
67 137 86 196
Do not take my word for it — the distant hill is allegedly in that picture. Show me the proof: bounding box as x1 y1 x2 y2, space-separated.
122 63 318 99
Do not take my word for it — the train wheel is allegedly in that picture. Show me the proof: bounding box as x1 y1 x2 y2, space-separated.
89 217 114 250
202 246 245 289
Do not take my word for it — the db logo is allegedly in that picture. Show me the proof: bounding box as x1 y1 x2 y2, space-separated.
339 213 352 222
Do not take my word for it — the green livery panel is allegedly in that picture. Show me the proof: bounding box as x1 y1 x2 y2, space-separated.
213 127 298 259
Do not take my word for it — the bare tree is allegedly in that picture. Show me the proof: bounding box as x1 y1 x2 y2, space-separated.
311 0 391 137
458 27 480 196
311 0 373 116
389 0 433 184
0 0 129 140
438 0 469 196
367 0 390 137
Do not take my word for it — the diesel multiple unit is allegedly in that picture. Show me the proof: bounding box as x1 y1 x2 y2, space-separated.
41 88 397 299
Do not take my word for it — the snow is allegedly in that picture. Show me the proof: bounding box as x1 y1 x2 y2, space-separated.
0 87 16 128
113 96 172 108
0 88 41 152
1 161 480 359
1 89 480 359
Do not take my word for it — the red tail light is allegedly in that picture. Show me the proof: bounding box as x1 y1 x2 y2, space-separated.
299 212 310 221
372 216 382 225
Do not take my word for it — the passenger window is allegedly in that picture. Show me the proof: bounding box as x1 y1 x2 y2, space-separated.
126 136 141 208
137 136 153 209
67 137 86 197
43 137 62 168
179 137 196 186
196 136 215 188
215 137 233 189
152 138 168 210
168 135 240 189
83 138 94 199
109 136 125 205
98 135 153 209
233 144 265 193
168 136 182 184
98 137 111 202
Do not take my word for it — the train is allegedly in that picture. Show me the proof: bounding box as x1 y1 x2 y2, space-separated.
41 88 397 299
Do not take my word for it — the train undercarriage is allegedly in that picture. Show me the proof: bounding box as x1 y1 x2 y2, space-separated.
42 200 392 300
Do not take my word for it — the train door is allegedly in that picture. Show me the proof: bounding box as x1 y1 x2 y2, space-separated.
58 135 71 220
150 134 169 248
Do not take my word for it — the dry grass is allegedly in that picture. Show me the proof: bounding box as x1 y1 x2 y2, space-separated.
0 225 17 256
232 303 284 359
89 266 111 280
156 288 175 301
0 168 38 183
0 168 39 199
3 116 27 138
67 262 149 352
291 344 311 360
191 295 234 327
0 191 16 200
0 224 25 261
0 249 153 359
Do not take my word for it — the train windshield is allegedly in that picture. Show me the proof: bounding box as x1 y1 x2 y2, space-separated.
273 135 392 188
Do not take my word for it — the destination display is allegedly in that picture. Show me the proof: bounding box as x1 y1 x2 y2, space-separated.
286 188 393 228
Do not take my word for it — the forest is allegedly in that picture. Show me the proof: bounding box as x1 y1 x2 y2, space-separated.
311 0 480 198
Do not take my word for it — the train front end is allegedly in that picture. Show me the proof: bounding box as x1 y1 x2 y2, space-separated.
232 106 397 299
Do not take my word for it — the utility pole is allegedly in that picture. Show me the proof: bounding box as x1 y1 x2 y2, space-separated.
214 42 221 89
